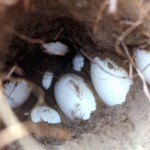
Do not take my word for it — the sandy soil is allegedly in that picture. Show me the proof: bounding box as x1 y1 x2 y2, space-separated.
48 78 150 150
0 0 150 150
5 77 150 150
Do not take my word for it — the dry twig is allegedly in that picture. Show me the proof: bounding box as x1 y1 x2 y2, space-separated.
0 122 29 149
93 0 108 34
121 42 150 101
115 20 143 56
0 120 74 149
80 48 129 79
115 3 150 56
6 27 45 45
0 80 46 149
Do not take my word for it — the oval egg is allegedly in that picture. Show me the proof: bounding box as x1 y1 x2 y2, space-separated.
31 105 61 124
134 48 150 84
72 54 84 71
4 80 32 108
42 71 53 90
54 74 96 120
90 57 133 106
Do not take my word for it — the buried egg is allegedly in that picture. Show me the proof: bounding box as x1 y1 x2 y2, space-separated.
72 54 84 71
54 74 96 120
3 80 32 108
134 48 150 84
31 105 61 124
90 57 133 106
42 41 69 56
42 71 53 90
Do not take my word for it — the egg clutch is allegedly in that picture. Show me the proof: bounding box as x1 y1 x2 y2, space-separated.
3 41 150 124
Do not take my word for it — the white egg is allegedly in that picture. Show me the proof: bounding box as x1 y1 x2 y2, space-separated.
42 71 53 89
90 57 133 106
42 41 69 56
134 48 150 84
54 74 96 120
4 80 32 108
31 105 61 124
72 54 84 71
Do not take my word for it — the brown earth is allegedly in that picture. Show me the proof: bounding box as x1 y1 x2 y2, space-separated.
0 0 150 150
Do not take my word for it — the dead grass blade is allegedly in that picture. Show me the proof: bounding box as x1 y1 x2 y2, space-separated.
115 20 142 56
93 0 108 34
80 48 128 79
0 122 29 149
115 3 150 56
0 120 74 149
121 42 150 101
5 27 45 45
0 79 46 149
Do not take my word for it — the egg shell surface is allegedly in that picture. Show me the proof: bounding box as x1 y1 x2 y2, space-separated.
134 48 150 84
54 74 96 120
4 80 31 108
72 54 84 71
90 57 133 106
31 105 61 124
42 71 53 89
43 41 69 56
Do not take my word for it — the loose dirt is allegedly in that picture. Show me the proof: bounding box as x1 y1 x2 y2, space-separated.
0 0 150 150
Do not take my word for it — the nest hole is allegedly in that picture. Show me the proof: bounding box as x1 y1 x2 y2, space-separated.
3 11 108 145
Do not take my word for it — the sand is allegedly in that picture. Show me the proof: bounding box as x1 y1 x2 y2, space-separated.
0 0 150 150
